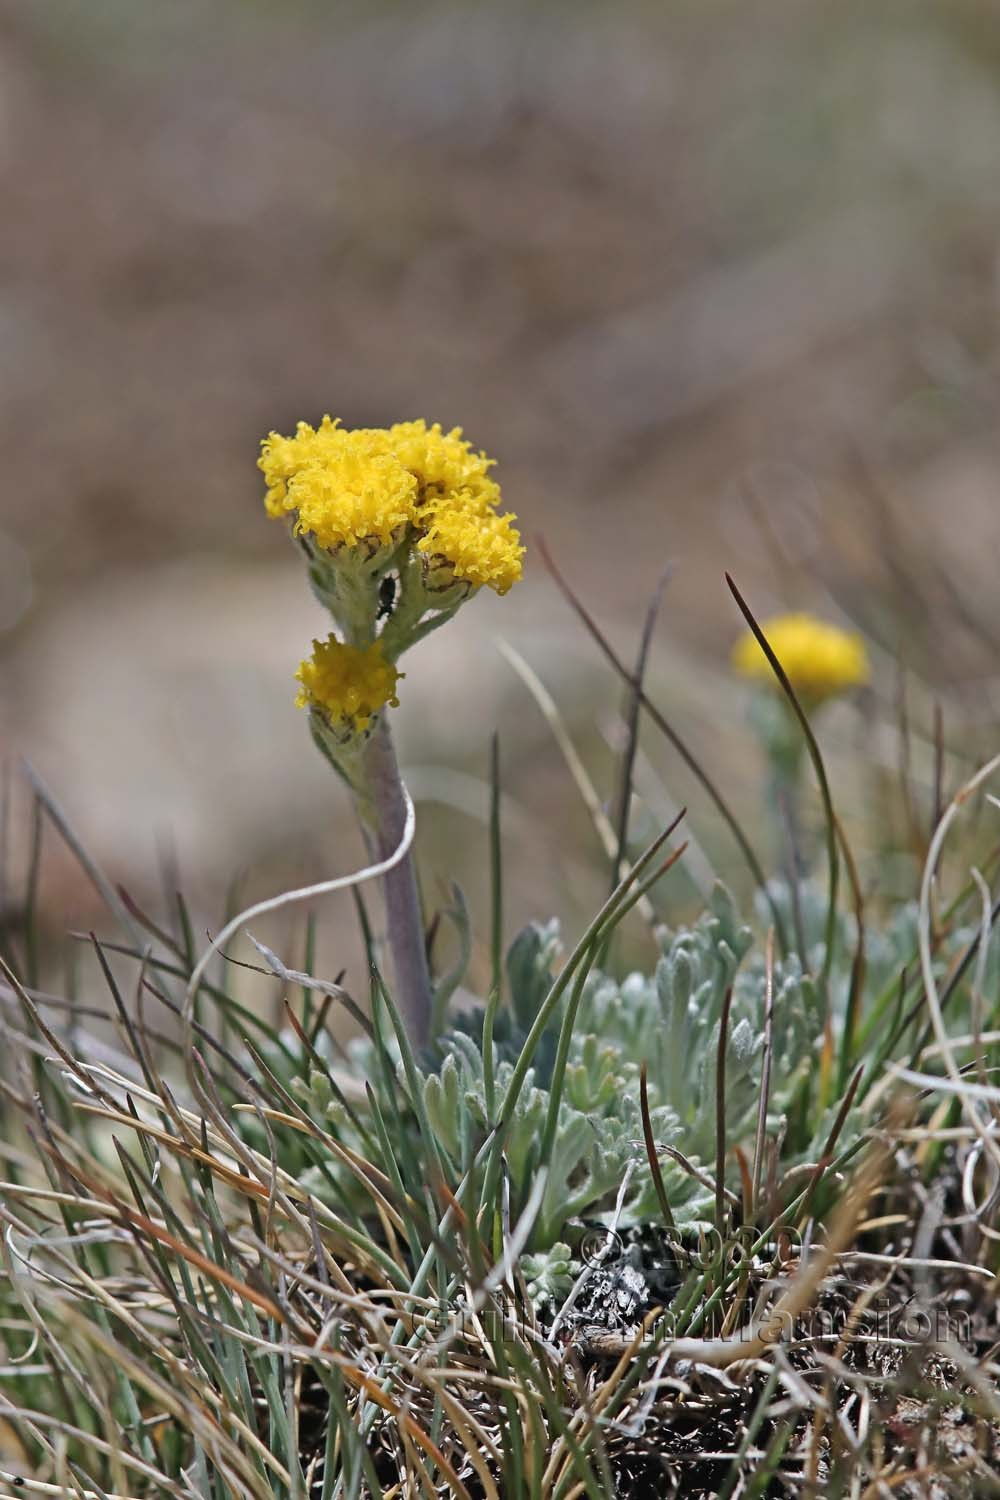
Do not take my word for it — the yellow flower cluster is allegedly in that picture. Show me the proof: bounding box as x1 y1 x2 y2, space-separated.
295 637 402 732
732 613 870 702
259 417 523 593
416 505 523 594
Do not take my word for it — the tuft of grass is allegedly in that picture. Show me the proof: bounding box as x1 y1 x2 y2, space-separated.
2 579 1000 1497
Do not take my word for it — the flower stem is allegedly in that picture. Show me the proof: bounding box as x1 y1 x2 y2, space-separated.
357 714 432 1048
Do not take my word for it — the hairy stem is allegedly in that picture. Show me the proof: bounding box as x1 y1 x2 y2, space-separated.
358 714 432 1047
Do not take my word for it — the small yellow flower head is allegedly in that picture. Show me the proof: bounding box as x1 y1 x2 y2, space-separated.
295 636 402 732
732 613 870 702
261 418 415 553
417 504 525 595
386 419 501 511
285 446 415 554
260 415 346 516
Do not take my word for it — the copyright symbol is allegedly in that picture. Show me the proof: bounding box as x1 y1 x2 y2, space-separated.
578 1226 623 1266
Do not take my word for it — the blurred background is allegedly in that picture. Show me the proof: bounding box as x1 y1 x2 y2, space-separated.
3 0 1000 1004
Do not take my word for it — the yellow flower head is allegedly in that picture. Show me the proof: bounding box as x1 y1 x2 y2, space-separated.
295 637 402 732
285 445 415 553
260 415 345 515
261 418 416 552
417 505 524 595
386 420 501 512
732 613 870 702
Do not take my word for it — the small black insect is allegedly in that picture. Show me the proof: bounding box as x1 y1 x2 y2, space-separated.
377 574 397 621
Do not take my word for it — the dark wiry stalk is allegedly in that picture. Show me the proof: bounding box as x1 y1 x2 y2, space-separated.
535 536 789 957
725 574 841 996
610 565 671 902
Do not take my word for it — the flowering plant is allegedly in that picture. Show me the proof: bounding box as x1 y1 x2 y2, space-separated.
260 416 524 1043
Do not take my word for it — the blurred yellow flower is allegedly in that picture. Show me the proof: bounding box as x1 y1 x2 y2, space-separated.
295 636 402 731
732 613 869 702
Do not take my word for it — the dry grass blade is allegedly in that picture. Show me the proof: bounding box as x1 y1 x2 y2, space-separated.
918 752 1000 1168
